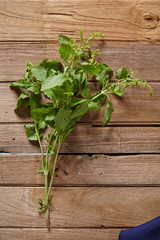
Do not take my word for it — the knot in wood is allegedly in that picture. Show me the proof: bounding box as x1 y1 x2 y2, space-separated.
97 169 103 175
144 14 160 22
143 14 160 29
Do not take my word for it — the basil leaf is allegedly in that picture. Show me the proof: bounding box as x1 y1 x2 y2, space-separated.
88 102 101 111
41 73 67 91
79 78 90 98
24 124 37 141
59 44 72 61
30 94 41 121
27 86 40 94
71 101 89 121
110 83 124 96
38 120 47 131
79 62 101 75
55 108 71 135
45 60 61 72
39 59 49 68
31 107 55 123
58 35 71 43
102 101 114 126
115 67 128 79
96 64 112 87
15 92 29 109
31 66 47 81
10 79 31 89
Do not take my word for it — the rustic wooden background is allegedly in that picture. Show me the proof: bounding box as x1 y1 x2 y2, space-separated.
1 0 160 239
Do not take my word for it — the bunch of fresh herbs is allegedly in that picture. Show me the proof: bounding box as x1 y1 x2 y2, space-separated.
10 29 152 229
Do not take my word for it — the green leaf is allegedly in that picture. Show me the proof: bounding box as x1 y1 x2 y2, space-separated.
59 44 72 61
38 198 43 205
41 73 67 91
30 94 41 121
96 64 112 86
39 59 48 68
110 83 124 96
55 108 71 135
71 101 89 121
38 205 45 211
38 120 47 131
79 78 90 98
27 86 40 94
58 35 71 43
79 62 101 75
10 79 40 94
31 107 55 123
70 97 86 107
88 101 102 111
98 63 113 72
10 79 31 89
91 92 106 105
115 67 128 80
15 92 29 109
24 124 37 141
102 101 114 126
26 61 34 71
38 168 44 173
31 66 47 81
23 100 30 108
48 145 55 156
45 60 61 72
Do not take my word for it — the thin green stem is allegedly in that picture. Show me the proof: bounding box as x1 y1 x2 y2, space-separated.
35 123 44 169
45 174 50 230
45 134 61 230
45 128 54 174
46 142 61 203
91 89 107 101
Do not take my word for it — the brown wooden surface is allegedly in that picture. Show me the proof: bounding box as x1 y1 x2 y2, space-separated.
0 0 160 41
1 154 160 186
0 228 122 240
2 82 158 124
1 0 160 239
1 124 160 154
0 187 160 227
0 42 160 82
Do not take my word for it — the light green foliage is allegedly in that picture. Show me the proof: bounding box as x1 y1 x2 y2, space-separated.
15 92 29 109
10 29 152 229
103 101 114 126
24 124 38 141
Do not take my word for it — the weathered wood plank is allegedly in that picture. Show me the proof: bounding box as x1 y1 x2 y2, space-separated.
1 124 160 154
1 154 160 186
0 0 160 41
0 187 160 227
0 228 122 240
1 82 157 123
0 42 160 82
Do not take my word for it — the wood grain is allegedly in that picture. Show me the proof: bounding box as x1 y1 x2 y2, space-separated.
1 124 160 154
0 187 160 227
1 154 160 186
0 42 160 82
1 0 160 235
0 0 160 41
1 82 158 124
0 228 122 240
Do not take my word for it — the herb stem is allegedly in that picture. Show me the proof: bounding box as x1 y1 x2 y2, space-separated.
45 128 54 174
35 123 44 169
46 142 61 203
45 174 50 230
91 89 106 101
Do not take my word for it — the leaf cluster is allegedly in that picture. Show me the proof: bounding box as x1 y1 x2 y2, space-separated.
10 29 152 228
10 30 152 140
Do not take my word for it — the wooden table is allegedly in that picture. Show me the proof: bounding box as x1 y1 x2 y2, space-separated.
0 0 160 239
